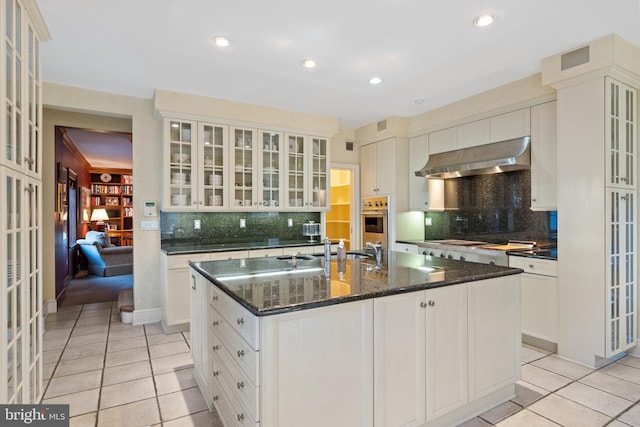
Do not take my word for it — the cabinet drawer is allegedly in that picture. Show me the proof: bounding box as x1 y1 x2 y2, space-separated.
509 256 557 276
211 344 259 426
210 311 259 384
210 366 246 427
211 332 259 420
210 285 260 350
166 253 210 269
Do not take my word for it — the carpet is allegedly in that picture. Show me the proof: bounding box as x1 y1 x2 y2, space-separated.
60 272 133 307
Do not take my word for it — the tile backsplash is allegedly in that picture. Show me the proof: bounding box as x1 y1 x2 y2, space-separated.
160 211 321 245
424 171 557 243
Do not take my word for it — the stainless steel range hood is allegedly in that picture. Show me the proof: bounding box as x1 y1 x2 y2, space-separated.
415 136 531 178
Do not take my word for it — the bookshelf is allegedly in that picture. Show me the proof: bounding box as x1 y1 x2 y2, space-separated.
326 169 352 250
90 171 133 241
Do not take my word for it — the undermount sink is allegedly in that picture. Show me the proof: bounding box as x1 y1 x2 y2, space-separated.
276 254 315 261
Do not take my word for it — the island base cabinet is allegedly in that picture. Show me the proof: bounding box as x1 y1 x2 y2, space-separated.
260 300 374 427
468 276 521 401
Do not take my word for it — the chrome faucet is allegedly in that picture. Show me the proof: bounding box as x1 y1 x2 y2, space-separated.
366 241 383 269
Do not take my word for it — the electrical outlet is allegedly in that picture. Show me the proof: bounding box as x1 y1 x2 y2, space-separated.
194 219 201 230
240 219 246 228
425 217 432 226
288 218 293 228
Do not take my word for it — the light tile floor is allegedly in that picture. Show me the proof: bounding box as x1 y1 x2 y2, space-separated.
43 302 640 427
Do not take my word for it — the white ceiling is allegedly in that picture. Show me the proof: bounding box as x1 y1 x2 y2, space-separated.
64 129 132 170
37 0 640 131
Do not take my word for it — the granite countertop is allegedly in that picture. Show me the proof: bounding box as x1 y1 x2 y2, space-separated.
506 247 558 260
190 251 522 316
161 239 326 255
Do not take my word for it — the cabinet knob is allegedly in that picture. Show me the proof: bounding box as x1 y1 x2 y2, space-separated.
420 301 427 308
237 349 245 358
529 264 534 268
237 317 244 326
237 381 244 390
428 300 435 307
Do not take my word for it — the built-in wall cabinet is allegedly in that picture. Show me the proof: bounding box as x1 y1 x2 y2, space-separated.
1 0 47 404
360 137 409 211
163 118 329 212
556 75 638 366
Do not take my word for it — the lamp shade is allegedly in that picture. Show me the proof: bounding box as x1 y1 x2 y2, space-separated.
90 208 109 222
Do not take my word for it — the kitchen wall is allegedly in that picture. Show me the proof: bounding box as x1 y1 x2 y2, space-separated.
160 211 321 247
424 171 556 243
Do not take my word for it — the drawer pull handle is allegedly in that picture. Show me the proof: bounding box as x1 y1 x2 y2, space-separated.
237 317 244 326
213 395 219 401
237 349 245 358
237 381 244 390
428 300 435 307
212 370 219 377
212 345 219 351
212 295 219 301
420 301 427 308
529 264 534 268
237 413 245 422
213 320 219 327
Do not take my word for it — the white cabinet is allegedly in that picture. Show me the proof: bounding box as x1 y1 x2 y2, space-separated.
284 134 329 210
164 119 229 210
257 130 284 209
229 126 258 209
530 102 558 210
190 270 211 406
360 137 409 209
468 276 520 400
606 79 637 189
457 119 490 149
373 277 517 426
395 242 419 253
490 108 531 142
1 0 46 404
428 127 456 154
409 135 444 212
509 256 558 349
261 300 374 427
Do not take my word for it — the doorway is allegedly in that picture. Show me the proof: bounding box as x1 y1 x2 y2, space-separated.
327 164 360 250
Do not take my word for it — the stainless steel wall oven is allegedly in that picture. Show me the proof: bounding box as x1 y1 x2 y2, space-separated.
361 196 389 249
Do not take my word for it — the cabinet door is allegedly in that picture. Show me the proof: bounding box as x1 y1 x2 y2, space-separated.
309 137 329 210
468 276 520 401
360 142 377 196
165 119 198 209
258 130 283 209
409 135 430 210
428 128 456 154
425 285 468 421
606 78 637 189
261 300 374 427
375 139 396 195
605 188 637 357
530 102 558 210
199 122 228 209
457 119 490 149
26 28 42 179
374 292 426 427
521 273 558 343
285 134 306 209
490 108 531 142
166 268 191 327
230 127 257 208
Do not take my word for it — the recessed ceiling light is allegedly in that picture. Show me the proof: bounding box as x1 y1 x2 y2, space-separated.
414 99 425 104
301 59 317 69
211 36 231 47
369 77 382 85
474 14 495 27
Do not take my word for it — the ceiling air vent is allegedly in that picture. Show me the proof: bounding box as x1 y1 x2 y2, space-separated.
377 120 387 132
561 46 590 71
346 141 354 151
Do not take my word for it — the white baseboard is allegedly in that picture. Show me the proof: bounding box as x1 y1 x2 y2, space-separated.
132 308 162 325
43 299 57 317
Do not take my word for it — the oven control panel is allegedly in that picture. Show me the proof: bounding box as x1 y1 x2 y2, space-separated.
362 196 388 210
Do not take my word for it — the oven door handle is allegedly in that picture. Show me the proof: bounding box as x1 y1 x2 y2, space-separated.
361 210 388 216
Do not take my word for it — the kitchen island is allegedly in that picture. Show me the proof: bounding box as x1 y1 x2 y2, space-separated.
190 251 522 427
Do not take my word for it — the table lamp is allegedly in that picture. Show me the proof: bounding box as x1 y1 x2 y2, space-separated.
90 208 109 231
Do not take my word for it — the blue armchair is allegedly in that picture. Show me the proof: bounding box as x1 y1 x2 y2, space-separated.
76 231 133 276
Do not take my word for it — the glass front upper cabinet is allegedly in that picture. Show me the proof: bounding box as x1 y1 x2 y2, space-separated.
230 127 256 208
166 119 197 209
198 123 227 209
259 130 283 209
